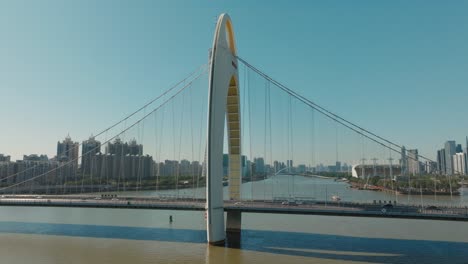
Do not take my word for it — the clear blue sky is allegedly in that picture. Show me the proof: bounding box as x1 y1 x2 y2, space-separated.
0 1 467 163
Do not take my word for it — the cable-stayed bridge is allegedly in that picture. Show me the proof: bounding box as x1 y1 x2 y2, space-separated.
1 14 467 244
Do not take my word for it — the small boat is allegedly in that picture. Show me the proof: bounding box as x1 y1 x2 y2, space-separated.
331 195 341 201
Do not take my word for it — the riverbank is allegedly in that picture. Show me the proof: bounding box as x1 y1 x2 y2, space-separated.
349 181 460 196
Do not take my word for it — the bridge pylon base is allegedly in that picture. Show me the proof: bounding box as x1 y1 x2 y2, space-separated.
226 211 242 233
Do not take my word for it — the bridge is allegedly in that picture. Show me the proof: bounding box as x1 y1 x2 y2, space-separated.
1 195 467 222
0 13 466 245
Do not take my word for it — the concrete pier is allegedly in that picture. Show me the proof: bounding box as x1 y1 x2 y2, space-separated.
226 211 242 233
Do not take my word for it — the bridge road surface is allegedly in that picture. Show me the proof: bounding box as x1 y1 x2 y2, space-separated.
0 196 467 221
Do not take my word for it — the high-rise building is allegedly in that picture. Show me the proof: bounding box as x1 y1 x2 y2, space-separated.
465 136 468 154
400 146 407 176
287 160 293 173
335 161 341 172
82 136 101 175
57 135 79 169
437 149 446 175
106 138 143 156
0 154 14 184
0 154 10 162
127 139 143 156
241 155 248 178
444 141 456 175
14 154 58 186
456 144 463 153
453 153 467 175
407 149 419 175
424 161 437 174
254 157 265 174
106 137 125 156
297 164 306 173
273 161 280 173
180 159 191 176
23 154 48 162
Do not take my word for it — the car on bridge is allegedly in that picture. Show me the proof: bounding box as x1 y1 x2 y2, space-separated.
281 201 298 206
425 205 441 211
381 203 393 213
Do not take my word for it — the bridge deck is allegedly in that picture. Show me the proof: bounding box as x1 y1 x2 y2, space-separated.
0 196 466 222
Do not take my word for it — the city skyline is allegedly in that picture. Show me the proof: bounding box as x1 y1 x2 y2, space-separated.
3 133 468 174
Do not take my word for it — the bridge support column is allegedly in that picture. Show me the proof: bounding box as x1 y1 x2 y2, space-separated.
206 13 240 245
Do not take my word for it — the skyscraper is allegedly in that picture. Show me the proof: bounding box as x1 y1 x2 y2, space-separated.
400 146 407 176
453 153 467 175
57 135 79 183
82 136 101 175
287 160 293 173
444 141 456 175
407 149 419 175
106 137 143 156
0 154 10 162
254 157 265 174
57 135 79 167
437 149 446 175
127 139 143 155
466 136 468 154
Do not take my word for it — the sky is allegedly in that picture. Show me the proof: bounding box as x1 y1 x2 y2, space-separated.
0 1 467 164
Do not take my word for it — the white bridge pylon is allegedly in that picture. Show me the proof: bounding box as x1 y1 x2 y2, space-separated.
206 13 241 244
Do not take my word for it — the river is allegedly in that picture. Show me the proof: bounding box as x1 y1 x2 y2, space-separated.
0 175 467 263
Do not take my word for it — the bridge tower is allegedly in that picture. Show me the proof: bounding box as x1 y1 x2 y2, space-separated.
206 13 242 244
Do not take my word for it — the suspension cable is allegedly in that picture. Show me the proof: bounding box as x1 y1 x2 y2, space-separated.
235 56 437 165
0 69 206 192
1 64 207 183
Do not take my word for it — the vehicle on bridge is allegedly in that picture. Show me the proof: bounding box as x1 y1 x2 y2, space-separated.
381 203 394 213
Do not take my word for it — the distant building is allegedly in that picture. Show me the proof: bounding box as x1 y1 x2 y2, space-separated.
254 157 265 174
400 146 407 176
456 144 463 153
352 164 402 178
106 137 143 156
453 153 467 175
91 153 154 181
297 164 306 173
0 154 11 162
127 139 143 155
437 149 446 175
241 155 248 178
407 149 419 175
10 155 58 186
287 160 293 173
23 154 48 162
0 155 14 183
273 161 280 173
82 136 101 176
57 135 79 165
335 161 341 172
161 160 178 177
57 135 79 180
444 141 456 175
424 161 437 174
